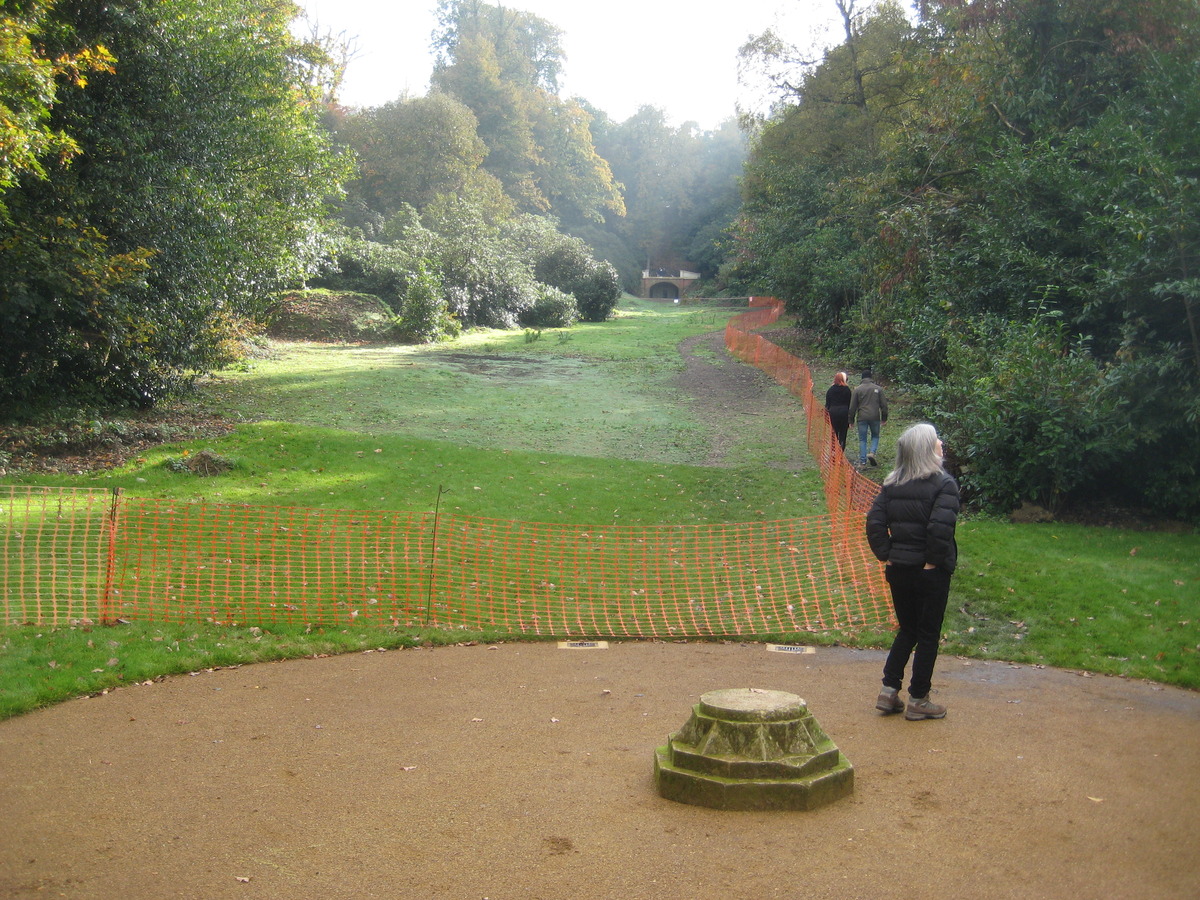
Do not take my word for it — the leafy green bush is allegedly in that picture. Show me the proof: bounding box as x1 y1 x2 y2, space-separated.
440 259 538 328
507 216 620 322
398 265 460 343
573 259 622 322
1078 352 1200 522
312 210 619 333
846 284 953 386
914 311 1133 514
520 284 579 328
534 244 620 322
309 236 418 310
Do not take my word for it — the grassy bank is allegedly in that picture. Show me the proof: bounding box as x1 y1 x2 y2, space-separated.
8 422 825 525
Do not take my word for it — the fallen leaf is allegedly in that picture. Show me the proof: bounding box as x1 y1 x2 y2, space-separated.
1087 796 1104 803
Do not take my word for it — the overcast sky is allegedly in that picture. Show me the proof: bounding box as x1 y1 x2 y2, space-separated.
299 0 851 128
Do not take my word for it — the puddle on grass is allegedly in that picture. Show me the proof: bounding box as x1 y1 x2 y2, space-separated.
437 353 576 380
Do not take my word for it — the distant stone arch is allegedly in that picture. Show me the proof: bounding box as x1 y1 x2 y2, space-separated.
641 267 700 299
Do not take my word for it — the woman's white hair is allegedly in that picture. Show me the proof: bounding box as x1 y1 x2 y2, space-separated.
883 422 944 486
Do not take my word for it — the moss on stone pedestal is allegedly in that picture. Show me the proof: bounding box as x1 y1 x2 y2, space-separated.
654 688 853 811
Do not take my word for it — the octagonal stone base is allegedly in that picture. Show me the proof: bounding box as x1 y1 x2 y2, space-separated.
654 688 854 811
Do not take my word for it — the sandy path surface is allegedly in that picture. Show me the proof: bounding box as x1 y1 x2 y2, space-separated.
2 641 1197 900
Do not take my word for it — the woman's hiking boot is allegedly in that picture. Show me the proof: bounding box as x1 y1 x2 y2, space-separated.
875 686 905 714
905 695 946 721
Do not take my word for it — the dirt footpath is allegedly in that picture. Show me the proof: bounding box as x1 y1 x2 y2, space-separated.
1 641 1197 900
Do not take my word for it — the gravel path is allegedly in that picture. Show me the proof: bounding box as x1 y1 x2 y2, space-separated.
1 641 1197 899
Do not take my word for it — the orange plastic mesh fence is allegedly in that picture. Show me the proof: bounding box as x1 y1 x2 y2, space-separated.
425 513 886 636
1 485 117 626
2 299 891 634
726 299 883 516
109 500 435 628
1 488 890 635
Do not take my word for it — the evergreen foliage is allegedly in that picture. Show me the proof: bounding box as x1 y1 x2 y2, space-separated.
520 284 580 329
0 0 349 408
399 264 460 343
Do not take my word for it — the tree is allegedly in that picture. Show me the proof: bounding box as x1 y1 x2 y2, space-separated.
430 0 622 223
528 97 626 225
0 0 350 407
735 0 1200 517
433 0 564 93
0 0 112 197
732 1 914 323
337 93 488 215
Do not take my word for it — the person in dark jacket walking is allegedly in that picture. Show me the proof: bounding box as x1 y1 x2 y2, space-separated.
824 372 852 450
865 422 959 721
848 369 888 467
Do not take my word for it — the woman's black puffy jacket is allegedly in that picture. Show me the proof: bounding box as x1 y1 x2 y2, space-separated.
865 472 959 573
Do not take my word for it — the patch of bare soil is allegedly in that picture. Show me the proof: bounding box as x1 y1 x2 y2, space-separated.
266 291 398 342
1 642 1196 899
440 352 550 379
0 404 235 477
675 330 808 469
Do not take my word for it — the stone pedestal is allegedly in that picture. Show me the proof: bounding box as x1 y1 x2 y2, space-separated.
654 688 853 811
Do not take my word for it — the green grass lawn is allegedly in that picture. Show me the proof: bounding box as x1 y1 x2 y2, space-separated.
203 299 738 465
13 422 824 524
2 298 1196 718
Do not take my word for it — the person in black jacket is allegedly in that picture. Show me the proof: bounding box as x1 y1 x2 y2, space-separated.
824 371 852 450
865 423 959 721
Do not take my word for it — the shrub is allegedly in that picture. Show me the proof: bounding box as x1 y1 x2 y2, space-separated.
533 243 620 323
507 216 621 322
398 265 460 343
308 236 418 310
573 259 622 322
519 284 580 329
913 311 1132 514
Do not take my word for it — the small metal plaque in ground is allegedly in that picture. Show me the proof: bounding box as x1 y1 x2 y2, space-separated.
654 688 854 811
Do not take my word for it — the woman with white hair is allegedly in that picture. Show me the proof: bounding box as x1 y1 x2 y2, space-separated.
866 423 960 720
